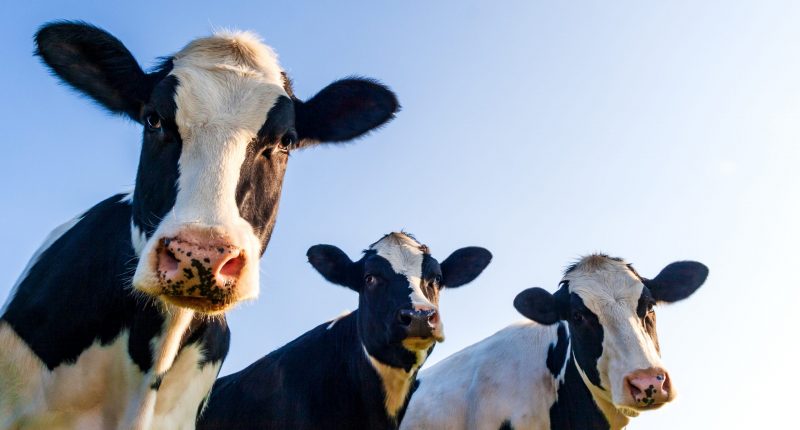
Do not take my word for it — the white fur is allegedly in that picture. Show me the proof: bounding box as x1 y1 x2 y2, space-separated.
563 257 664 411
401 321 562 430
0 322 143 430
402 256 669 430
132 31 287 306
151 343 222 430
371 234 435 310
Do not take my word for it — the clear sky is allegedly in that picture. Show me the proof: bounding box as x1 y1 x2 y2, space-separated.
1 1 798 428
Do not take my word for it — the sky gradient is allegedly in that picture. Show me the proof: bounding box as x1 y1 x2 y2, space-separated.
1 1 798 428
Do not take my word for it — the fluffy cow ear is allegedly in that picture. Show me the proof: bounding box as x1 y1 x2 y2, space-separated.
293 78 399 146
514 288 561 325
307 245 358 291
35 21 151 121
644 261 709 303
440 247 492 288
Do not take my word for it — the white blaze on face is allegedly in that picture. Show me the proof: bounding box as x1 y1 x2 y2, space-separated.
132 31 287 303
564 256 664 408
370 233 434 309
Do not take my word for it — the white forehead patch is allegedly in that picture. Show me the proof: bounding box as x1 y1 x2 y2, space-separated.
563 255 644 313
171 31 287 137
370 233 434 308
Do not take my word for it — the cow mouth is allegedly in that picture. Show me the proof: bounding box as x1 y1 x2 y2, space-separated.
161 295 232 314
617 401 665 417
402 336 440 350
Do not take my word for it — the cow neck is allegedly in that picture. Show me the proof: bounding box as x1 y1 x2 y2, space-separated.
570 354 630 430
126 306 195 429
360 335 429 425
321 310 400 429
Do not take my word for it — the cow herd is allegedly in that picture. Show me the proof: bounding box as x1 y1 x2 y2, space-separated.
0 22 709 430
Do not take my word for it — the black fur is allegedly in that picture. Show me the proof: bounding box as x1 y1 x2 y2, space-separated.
1 195 229 373
499 420 515 430
199 240 491 429
643 261 708 303
548 352 610 430
199 313 404 430
546 322 569 378
294 77 399 145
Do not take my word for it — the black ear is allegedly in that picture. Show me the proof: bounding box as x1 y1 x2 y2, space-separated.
35 21 151 120
294 78 399 146
440 247 492 288
644 261 709 303
307 245 356 290
514 288 561 325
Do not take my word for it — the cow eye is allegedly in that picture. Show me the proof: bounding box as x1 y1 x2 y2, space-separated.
434 275 442 284
572 311 584 323
279 129 298 151
365 275 379 288
648 303 656 313
145 113 162 131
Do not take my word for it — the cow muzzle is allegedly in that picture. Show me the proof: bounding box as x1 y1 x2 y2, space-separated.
623 368 673 409
397 307 443 349
134 226 254 314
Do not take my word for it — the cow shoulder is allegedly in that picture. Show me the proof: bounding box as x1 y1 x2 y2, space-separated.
1 194 136 370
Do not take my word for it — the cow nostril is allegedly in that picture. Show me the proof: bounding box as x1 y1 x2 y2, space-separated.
427 310 439 325
159 248 180 273
398 311 413 326
219 254 245 278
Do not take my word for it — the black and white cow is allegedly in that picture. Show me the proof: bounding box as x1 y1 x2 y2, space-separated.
0 22 398 429
401 254 708 430
197 232 492 430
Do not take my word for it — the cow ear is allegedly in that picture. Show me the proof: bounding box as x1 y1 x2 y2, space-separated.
35 21 151 121
293 78 399 146
307 245 358 291
440 247 492 288
644 261 709 303
514 288 561 325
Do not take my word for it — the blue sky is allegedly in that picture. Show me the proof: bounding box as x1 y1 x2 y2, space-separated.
1 1 798 428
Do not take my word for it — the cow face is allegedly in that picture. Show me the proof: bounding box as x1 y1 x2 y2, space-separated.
34 22 399 314
514 255 708 416
307 233 492 369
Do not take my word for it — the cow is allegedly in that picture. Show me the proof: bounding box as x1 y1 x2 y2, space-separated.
197 232 492 430
0 21 399 430
400 254 708 430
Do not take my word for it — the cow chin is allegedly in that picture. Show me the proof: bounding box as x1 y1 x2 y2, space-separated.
402 337 437 351
132 266 259 314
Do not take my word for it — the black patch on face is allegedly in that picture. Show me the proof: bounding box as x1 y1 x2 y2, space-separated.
132 73 182 236
566 293 604 390
546 322 569 378
637 286 660 354
499 420 514 430
358 253 421 371
419 253 442 304
236 96 295 252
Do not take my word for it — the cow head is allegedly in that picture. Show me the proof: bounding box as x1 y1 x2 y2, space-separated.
307 232 492 369
514 254 708 416
34 22 399 314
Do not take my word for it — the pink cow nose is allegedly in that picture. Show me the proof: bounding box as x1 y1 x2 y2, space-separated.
625 368 672 407
156 235 246 310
